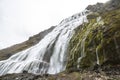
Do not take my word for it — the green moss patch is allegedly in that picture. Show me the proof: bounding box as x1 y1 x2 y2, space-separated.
66 9 120 71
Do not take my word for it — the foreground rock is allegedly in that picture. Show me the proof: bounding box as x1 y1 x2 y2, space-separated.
0 69 120 80
1 66 120 80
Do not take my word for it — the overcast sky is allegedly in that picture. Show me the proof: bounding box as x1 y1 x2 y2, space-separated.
0 0 109 49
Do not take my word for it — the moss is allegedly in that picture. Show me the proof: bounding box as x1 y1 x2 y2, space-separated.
66 8 120 71
87 12 100 20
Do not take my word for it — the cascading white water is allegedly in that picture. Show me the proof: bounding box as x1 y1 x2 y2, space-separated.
0 10 89 76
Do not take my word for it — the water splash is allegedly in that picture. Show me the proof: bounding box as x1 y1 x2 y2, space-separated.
0 10 89 76
96 47 100 65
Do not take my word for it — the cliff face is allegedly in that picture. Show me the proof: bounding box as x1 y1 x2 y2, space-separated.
67 0 120 71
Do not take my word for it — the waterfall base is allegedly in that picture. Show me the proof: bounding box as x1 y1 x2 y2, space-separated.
0 66 120 80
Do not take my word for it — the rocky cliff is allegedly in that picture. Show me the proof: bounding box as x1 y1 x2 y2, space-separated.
66 0 120 71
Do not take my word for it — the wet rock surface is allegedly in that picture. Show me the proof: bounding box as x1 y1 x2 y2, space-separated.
67 1 120 71
0 68 120 80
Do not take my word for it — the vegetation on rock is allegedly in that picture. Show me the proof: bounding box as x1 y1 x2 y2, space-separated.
66 8 120 71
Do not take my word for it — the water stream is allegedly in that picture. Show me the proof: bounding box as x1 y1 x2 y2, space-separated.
0 10 89 76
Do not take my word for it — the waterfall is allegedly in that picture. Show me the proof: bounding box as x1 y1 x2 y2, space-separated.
0 10 89 76
77 24 91 68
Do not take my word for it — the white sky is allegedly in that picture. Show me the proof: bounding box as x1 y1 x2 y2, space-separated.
0 0 109 49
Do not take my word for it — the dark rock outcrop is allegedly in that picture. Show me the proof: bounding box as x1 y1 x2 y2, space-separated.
86 0 120 13
86 3 104 12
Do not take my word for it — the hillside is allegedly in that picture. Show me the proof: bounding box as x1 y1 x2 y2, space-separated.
0 26 55 60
